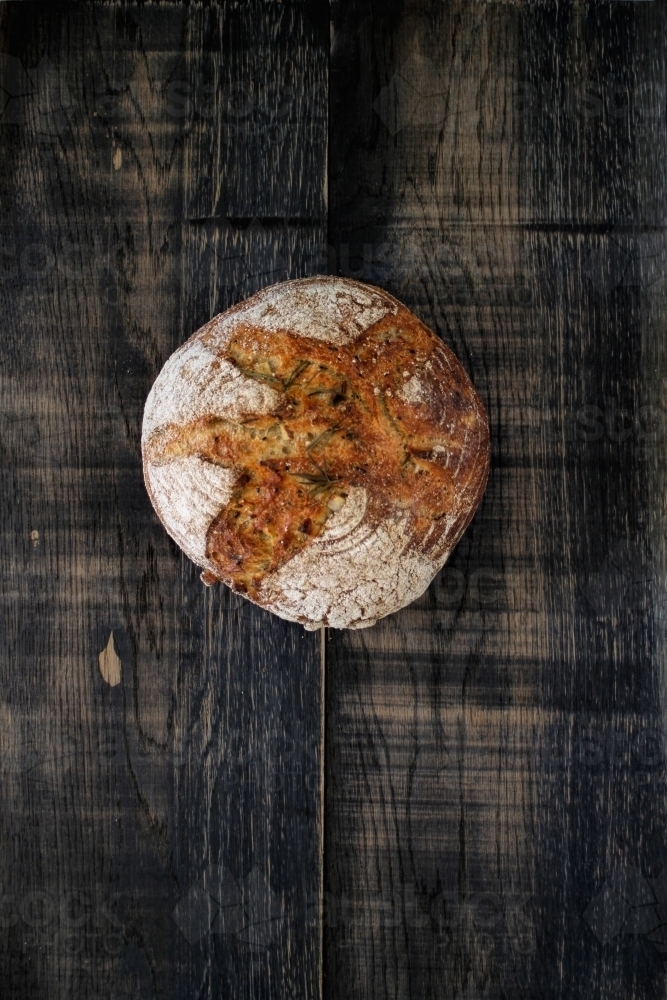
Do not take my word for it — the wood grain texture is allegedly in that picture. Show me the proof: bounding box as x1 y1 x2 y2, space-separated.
0 3 326 999
521 6 667 999
324 3 667 1000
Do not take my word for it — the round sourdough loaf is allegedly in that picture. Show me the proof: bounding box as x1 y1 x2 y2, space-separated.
142 276 489 630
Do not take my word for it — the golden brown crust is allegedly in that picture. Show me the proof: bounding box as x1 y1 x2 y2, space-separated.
142 277 490 628
151 309 488 601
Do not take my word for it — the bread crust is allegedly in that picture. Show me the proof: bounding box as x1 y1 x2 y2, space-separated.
142 276 489 629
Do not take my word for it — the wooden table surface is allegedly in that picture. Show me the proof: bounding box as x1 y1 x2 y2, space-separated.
1 2 666 999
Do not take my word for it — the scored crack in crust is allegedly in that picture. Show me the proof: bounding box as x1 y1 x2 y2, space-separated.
142 276 490 629
146 314 487 603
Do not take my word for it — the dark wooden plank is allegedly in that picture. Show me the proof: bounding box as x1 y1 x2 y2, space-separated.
181 1 327 221
519 6 667 999
0 3 327 999
324 2 667 999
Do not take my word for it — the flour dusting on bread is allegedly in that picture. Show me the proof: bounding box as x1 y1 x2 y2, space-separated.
143 338 280 441
200 279 397 350
259 507 438 630
145 457 236 568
